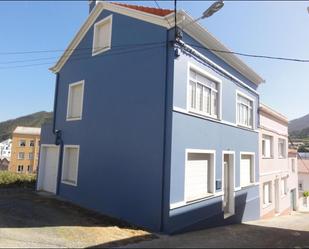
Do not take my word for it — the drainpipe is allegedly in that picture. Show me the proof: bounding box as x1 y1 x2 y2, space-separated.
52 73 64 195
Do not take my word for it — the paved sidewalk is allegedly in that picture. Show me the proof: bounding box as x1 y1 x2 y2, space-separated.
125 212 309 248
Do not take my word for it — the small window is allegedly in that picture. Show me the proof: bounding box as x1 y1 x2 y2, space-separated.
188 68 219 118
299 181 303 191
240 154 255 187
29 140 35 147
18 152 25 160
263 182 272 206
92 15 112 56
19 140 26 147
28 153 33 160
66 81 85 121
185 151 215 202
281 177 288 196
237 93 253 129
262 135 273 158
27 165 32 173
278 138 287 158
17 165 24 173
61 145 80 186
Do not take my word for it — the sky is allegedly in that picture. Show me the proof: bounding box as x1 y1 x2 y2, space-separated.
0 0 308 122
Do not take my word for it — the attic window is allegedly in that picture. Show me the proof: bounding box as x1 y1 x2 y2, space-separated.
92 15 113 56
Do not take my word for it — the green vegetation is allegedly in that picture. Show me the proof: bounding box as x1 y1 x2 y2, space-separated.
0 171 36 188
303 191 309 198
0 111 53 141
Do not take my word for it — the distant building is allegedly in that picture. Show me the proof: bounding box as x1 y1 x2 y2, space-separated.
259 104 298 218
9 127 41 174
0 139 12 159
0 158 10 171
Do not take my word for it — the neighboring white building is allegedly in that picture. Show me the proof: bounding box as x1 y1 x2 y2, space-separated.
298 158 309 211
0 139 12 159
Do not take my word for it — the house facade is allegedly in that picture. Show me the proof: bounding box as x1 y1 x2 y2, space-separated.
259 104 298 218
10 127 41 174
37 1 265 233
297 157 309 210
0 139 12 159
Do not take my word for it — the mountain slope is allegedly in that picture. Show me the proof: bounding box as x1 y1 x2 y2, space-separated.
289 113 309 133
0 111 53 141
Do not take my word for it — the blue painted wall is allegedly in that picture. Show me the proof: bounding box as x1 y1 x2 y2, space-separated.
54 10 170 232
165 33 260 233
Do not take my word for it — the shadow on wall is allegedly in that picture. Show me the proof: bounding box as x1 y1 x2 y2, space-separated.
89 223 309 248
167 192 249 234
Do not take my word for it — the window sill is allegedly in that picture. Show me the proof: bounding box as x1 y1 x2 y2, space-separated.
66 117 82 122
92 46 111 56
237 124 254 130
240 183 256 190
262 157 274 159
188 109 219 121
61 180 77 187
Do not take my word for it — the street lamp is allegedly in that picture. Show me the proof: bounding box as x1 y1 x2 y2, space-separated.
180 0 224 30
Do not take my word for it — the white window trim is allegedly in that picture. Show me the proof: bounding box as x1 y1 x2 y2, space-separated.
66 80 85 121
281 177 288 198
236 90 255 130
278 138 287 159
92 15 113 56
240 152 256 188
61 145 80 187
186 62 222 121
262 134 273 159
262 181 272 208
184 148 216 204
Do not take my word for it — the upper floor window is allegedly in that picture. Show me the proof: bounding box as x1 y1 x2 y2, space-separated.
29 140 35 147
188 68 219 118
278 138 287 159
92 15 113 56
66 81 85 121
19 140 26 147
237 93 253 129
291 158 296 172
262 135 273 159
281 177 288 196
18 152 25 160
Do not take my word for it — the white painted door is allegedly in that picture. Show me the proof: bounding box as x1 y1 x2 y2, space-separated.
38 146 59 194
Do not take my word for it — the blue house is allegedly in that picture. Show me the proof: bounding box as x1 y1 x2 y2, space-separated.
37 1 265 234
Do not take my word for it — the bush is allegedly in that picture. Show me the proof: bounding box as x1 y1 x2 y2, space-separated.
0 171 36 188
303 191 309 198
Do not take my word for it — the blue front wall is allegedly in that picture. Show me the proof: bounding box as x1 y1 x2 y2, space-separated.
54 10 170 232
165 33 260 233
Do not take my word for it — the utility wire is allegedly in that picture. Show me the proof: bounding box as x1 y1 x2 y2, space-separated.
187 43 309 63
154 0 173 28
0 43 165 70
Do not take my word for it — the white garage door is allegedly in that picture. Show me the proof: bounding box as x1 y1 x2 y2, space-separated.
37 145 60 194
185 153 208 202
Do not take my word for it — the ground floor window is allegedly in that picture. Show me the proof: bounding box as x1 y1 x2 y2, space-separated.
17 165 24 173
281 177 288 196
185 151 215 203
240 153 255 187
61 145 80 186
263 181 272 206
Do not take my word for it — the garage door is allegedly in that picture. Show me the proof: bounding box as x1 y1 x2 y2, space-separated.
185 153 208 202
37 145 60 194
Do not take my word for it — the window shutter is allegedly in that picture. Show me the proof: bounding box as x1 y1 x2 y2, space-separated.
186 154 208 202
241 155 252 186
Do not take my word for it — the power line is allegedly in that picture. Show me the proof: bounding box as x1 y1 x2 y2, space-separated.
154 0 172 28
187 43 309 63
0 43 166 70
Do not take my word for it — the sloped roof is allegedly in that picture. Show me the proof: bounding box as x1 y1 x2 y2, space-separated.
50 1 264 86
13 127 41 136
112 3 173 17
259 103 288 124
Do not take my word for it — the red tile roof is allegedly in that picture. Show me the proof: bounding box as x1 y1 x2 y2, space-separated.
112 3 174 17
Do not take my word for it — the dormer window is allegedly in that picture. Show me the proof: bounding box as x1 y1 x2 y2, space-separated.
92 15 113 56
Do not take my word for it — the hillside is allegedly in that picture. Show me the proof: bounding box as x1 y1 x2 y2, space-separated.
0 111 53 141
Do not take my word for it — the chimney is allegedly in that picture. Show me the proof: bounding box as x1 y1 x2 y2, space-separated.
89 0 96 14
